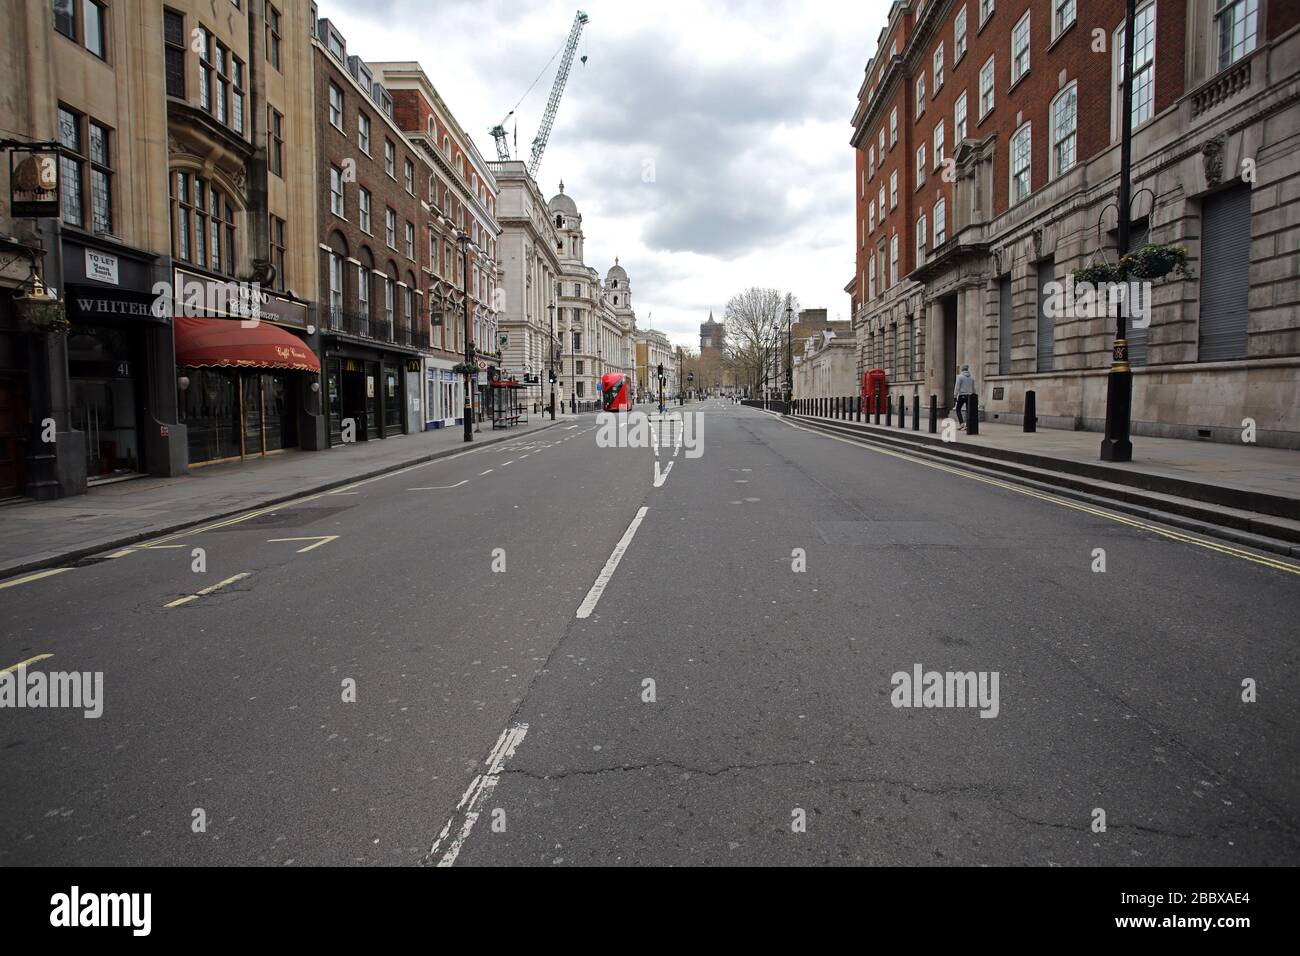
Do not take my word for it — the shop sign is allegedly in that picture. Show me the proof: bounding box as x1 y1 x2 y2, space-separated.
84 249 119 285
9 149 60 218
406 359 421 372
65 285 161 323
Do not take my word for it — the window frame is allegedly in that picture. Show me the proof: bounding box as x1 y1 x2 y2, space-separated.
1049 81 1078 179
1011 10 1031 85
979 55 996 120
1009 122 1032 204
328 82 344 131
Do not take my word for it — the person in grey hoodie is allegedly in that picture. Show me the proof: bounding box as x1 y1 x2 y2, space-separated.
953 364 976 430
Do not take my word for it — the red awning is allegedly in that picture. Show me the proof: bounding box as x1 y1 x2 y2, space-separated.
174 317 320 372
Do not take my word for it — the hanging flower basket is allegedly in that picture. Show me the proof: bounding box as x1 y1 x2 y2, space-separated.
15 295 69 334
451 361 479 377
1120 243 1189 280
1072 261 1127 285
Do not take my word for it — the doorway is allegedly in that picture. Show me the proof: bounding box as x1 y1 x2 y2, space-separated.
942 296 958 409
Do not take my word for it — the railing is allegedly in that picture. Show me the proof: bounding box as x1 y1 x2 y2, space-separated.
1190 56 1253 118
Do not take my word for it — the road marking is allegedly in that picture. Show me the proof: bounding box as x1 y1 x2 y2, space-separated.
1 653 53 675
653 460 673 488
164 572 252 608
783 418 1300 576
576 506 649 619
520 454 530 459
267 535 339 553
0 568 70 591
327 490 359 495
426 723 529 867
501 460 514 466
408 480 469 491
479 469 494 476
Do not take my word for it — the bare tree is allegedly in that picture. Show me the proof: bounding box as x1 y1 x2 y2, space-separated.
723 287 799 395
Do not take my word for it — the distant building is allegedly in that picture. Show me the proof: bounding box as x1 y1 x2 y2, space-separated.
700 311 725 351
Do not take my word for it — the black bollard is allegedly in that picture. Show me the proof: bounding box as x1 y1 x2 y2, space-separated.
898 395 905 427
929 394 938 433
912 394 920 430
1024 390 1037 432
856 397 862 422
967 394 980 435
885 396 892 427
874 392 881 425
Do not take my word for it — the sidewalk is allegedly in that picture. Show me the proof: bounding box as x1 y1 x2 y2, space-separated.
0 415 568 580
788 408 1300 553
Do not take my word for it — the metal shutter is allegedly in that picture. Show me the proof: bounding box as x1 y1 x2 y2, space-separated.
1198 184 1251 362
1126 222 1150 367
1036 258 1055 372
998 275 1012 374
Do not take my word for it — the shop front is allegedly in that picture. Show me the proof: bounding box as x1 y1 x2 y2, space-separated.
423 358 463 429
62 237 186 485
174 316 320 465
323 342 416 446
169 267 320 466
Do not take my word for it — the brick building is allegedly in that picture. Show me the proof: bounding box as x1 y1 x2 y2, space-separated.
313 14 433 443
851 0 1300 446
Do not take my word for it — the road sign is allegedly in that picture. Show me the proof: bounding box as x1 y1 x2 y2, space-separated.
476 359 488 370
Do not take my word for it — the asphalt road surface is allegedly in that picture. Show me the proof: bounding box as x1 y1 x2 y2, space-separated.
2 402 1296 866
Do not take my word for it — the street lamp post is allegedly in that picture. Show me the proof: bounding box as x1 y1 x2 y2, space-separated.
785 301 793 404
458 232 473 443
570 317 577 414
547 302 556 420
1100 0 1138 463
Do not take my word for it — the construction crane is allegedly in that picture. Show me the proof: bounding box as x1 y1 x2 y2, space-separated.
489 11 589 175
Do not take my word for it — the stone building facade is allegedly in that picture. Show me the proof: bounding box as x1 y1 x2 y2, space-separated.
850 0 1300 446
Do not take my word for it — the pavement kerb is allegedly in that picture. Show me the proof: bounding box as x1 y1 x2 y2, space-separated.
0 420 566 583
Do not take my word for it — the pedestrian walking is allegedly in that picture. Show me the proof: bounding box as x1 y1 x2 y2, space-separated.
953 364 976 431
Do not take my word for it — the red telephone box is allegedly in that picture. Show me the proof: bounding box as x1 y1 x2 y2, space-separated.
601 372 631 411
862 369 888 415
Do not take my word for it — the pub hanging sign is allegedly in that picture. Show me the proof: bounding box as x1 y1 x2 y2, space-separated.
9 149 61 218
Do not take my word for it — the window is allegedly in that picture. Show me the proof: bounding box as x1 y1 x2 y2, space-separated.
357 112 370 153
934 120 945 169
267 4 282 70
383 278 394 327
385 139 395 178
890 170 898 209
404 159 414 194
54 0 106 59
1054 0 1075 38
270 216 285 291
404 287 415 328
328 83 343 130
916 143 927 185
934 198 947 246
328 253 343 318
1050 84 1077 177
878 185 886 217
889 107 898 146
868 144 875 179
868 253 877 299
405 221 414 259
915 75 926 117
955 91 968 140
1115 3 1156 128
57 107 84 227
889 233 899 286
1010 123 1032 203
199 37 244 133
57 108 114 234
998 274 1012 374
979 56 995 118
359 188 371 233
1011 12 1030 84
955 5 968 61
268 108 283 177
878 127 885 154
980 0 994 26
329 165 344 216
356 263 369 318
916 214 927 265
171 173 236 275
869 199 876 233
164 9 186 97
385 208 396 248
1216 0 1259 69
1037 258 1056 372
934 43 945 91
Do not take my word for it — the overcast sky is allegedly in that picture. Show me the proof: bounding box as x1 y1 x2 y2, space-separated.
325 0 891 348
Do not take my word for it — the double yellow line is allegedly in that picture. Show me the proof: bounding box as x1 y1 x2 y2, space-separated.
785 419 1300 576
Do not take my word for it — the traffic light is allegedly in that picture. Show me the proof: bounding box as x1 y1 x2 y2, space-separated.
657 363 663 378
548 369 557 384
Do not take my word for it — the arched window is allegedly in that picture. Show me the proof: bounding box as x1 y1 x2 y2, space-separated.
170 170 238 276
